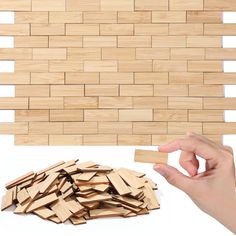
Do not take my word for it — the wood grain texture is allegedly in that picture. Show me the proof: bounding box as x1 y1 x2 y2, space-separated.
0 0 235 145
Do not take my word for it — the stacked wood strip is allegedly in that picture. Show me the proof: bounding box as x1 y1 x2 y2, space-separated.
1 159 160 225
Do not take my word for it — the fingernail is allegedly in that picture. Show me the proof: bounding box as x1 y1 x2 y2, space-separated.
153 164 166 176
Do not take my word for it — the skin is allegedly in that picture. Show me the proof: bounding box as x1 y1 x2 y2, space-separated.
153 132 236 234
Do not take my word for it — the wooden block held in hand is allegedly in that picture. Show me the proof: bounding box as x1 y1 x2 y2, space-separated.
134 149 168 164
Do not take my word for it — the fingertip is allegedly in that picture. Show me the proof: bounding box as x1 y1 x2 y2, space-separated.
153 164 166 176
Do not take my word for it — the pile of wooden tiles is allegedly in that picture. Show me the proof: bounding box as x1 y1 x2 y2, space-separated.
1 159 160 225
0 0 236 146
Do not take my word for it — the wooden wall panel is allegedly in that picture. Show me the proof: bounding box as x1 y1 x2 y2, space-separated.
0 0 235 145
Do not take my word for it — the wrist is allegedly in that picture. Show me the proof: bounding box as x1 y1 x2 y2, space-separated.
215 197 236 234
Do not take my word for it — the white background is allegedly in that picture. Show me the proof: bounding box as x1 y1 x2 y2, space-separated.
0 12 236 236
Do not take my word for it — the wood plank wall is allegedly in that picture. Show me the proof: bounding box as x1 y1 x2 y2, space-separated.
0 0 236 145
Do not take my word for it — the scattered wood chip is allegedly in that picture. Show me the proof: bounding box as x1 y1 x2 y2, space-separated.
134 149 168 164
1 160 160 225
107 172 131 196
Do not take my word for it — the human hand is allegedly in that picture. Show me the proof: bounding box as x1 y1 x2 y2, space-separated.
153 133 236 234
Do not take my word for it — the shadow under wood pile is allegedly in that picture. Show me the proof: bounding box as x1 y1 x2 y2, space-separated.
1 159 160 225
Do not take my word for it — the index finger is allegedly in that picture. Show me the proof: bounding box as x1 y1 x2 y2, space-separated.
158 134 221 161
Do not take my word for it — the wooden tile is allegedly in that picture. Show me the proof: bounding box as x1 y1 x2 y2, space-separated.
118 11 151 23
0 122 28 135
0 48 32 60
66 0 100 11
83 135 117 145
119 109 153 121
154 85 188 96
204 73 236 85
30 97 63 109
187 36 222 48
204 0 236 10
84 109 118 121
49 12 82 23
98 122 132 134
134 149 168 164
0 98 28 110
15 85 49 97
189 85 224 97
49 61 83 72
0 0 31 11
84 12 117 23
1 189 14 210
187 11 222 23
154 109 188 121
68 48 101 60
169 24 203 35
31 73 64 84
64 97 98 109
33 48 67 60
135 24 168 35
31 24 65 36
101 0 134 11
29 122 63 134
16 110 49 122
118 36 151 47
203 122 236 135
188 61 222 72
168 97 203 109
152 11 186 23
100 24 133 35
99 97 132 108
50 110 83 122
204 98 236 109
0 24 30 36
66 24 99 35
15 60 49 72
204 24 236 35
85 85 118 96
107 173 131 195
51 85 84 97
27 193 58 212
49 135 82 145
152 36 186 47
135 0 168 10
64 122 97 134
0 73 30 85
169 72 203 84
49 36 82 48
118 135 151 145
170 0 203 10
168 122 203 134
15 135 49 145
189 110 224 122
133 97 167 109
32 0 65 11
15 12 49 23
133 122 167 134
15 36 48 48
135 72 168 84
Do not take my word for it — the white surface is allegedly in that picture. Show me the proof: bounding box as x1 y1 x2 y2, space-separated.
224 61 236 72
224 12 236 23
0 10 235 236
0 146 235 236
223 36 236 48
0 36 14 48
0 85 15 97
0 61 14 72
0 12 14 24
0 110 15 122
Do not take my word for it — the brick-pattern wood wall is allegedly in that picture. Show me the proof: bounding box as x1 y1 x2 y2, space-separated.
0 0 236 145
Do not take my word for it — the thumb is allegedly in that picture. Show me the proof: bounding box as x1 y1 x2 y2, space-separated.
154 164 192 194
